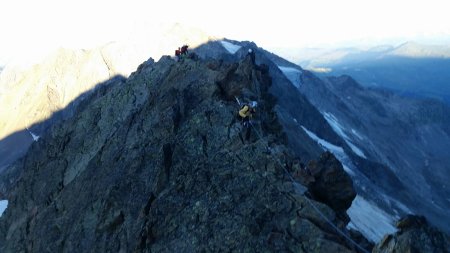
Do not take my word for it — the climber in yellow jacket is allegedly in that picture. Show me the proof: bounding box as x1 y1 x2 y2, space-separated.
238 101 257 140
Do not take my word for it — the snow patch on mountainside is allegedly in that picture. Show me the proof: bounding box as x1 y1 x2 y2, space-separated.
0 200 8 217
342 164 356 177
346 141 367 159
351 129 364 140
278 66 302 88
300 126 356 176
301 125 399 241
323 112 349 139
300 126 345 154
347 196 397 243
220 41 241 54
323 112 367 158
26 128 40 142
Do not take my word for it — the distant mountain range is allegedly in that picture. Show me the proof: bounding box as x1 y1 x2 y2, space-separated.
283 42 450 104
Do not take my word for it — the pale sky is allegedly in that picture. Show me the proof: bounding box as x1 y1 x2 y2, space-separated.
1 0 449 65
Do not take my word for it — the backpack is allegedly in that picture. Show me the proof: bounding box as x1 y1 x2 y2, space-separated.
239 104 253 118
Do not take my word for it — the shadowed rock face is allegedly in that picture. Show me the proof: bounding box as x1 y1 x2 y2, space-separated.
373 215 450 253
306 152 356 221
0 54 363 252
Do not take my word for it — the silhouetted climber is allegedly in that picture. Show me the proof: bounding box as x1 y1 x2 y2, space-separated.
175 45 189 62
238 101 257 141
175 47 181 61
180 45 189 56
248 48 255 65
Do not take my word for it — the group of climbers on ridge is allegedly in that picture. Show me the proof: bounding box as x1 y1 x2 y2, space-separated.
175 45 189 61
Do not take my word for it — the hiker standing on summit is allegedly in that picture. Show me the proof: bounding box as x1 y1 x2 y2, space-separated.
180 45 189 56
175 47 181 61
175 45 189 61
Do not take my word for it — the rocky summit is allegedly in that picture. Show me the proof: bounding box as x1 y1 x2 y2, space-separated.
0 52 366 252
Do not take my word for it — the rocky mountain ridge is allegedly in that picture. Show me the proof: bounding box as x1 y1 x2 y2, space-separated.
0 39 449 252
0 50 368 252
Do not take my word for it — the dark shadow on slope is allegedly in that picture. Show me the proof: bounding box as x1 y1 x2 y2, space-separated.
0 130 31 173
0 74 128 198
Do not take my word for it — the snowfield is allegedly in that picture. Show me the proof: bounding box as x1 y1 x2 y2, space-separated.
347 196 397 243
278 66 302 88
300 125 398 242
301 126 345 154
322 112 367 158
220 41 241 54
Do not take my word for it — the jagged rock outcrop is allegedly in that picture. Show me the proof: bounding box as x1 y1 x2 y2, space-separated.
304 152 356 222
0 53 364 252
373 215 450 253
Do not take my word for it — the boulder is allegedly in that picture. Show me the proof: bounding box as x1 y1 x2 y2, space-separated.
307 152 356 218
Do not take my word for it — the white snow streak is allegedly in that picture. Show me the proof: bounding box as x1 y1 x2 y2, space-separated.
301 126 344 154
347 141 367 159
26 128 40 141
0 200 8 217
220 41 241 54
301 125 397 243
347 196 397 243
301 125 359 177
323 112 367 158
278 66 302 88
342 164 356 177
351 129 364 140
323 112 349 139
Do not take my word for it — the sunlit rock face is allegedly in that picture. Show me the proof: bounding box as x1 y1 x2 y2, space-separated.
0 47 112 173
0 23 216 173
